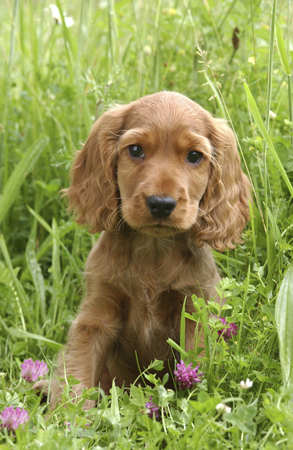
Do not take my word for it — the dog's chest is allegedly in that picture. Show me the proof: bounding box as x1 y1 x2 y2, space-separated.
124 286 186 342
90 231 212 293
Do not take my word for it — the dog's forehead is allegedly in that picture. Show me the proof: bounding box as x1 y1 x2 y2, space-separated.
124 92 212 135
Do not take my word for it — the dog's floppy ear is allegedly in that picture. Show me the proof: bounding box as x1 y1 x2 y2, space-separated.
64 104 129 233
194 118 251 251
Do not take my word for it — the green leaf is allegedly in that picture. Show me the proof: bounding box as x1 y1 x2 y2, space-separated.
190 396 220 414
244 83 293 199
110 380 121 424
66 375 81 386
253 371 279 384
276 22 291 75
0 137 49 224
275 265 293 386
147 359 164 371
12 341 27 355
82 387 101 401
144 373 158 384
262 304 275 321
264 405 286 424
224 405 257 435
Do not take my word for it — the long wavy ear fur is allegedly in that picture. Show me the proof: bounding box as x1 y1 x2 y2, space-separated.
194 118 251 251
63 104 129 233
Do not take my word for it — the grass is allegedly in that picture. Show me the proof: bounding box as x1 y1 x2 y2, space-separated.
1 0 293 448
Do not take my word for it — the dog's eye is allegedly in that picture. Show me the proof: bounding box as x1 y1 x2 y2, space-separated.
129 145 144 158
186 150 203 165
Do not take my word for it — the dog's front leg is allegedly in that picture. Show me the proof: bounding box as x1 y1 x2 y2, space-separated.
34 287 122 409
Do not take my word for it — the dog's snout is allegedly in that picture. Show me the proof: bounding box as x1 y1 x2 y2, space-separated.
146 196 177 218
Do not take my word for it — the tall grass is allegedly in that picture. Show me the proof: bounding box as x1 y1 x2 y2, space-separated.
1 0 293 448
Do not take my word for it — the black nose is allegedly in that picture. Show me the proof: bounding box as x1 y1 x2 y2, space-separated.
146 196 177 218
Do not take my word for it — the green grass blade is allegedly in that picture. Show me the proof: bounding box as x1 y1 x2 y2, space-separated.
167 339 189 359
275 265 293 387
237 265 250 355
180 297 186 357
203 71 227 119
202 300 209 362
25 237 46 323
244 83 293 198
276 22 291 75
266 0 276 131
263 0 276 282
0 319 62 351
0 137 49 225
0 234 34 331
52 218 61 288
1 0 20 190
21 221 77 278
51 218 61 327
27 206 79 272
249 201 257 264
55 0 75 77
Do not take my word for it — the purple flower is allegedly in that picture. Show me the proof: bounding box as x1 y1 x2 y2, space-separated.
145 396 161 419
173 360 203 389
21 358 48 382
0 406 29 432
216 317 238 341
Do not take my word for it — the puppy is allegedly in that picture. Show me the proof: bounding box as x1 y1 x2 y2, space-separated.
34 91 250 408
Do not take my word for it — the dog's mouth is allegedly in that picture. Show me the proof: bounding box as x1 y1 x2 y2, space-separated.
138 223 182 238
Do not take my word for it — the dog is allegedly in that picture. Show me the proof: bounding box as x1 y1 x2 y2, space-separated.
34 91 251 408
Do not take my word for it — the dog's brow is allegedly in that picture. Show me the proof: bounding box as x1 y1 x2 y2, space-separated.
118 128 150 145
176 133 213 156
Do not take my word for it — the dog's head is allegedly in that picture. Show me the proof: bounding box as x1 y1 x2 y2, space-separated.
65 92 251 251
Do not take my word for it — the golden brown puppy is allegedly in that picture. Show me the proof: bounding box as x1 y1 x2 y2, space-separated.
34 91 250 409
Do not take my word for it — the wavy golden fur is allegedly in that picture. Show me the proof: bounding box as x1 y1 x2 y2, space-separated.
34 91 251 409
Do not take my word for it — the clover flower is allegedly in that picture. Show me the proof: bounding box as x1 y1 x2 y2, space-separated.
240 378 253 389
145 396 161 419
173 360 203 389
216 317 238 341
0 406 29 432
216 403 231 414
21 358 48 383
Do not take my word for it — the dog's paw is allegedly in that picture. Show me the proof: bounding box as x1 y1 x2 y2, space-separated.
33 379 50 396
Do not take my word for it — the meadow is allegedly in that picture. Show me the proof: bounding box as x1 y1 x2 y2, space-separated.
1 0 293 448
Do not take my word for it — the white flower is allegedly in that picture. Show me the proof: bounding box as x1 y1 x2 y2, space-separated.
216 403 231 414
269 110 276 120
64 17 74 27
49 4 61 23
240 378 253 389
248 56 256 65
143 45 152 56
49 4 74 27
